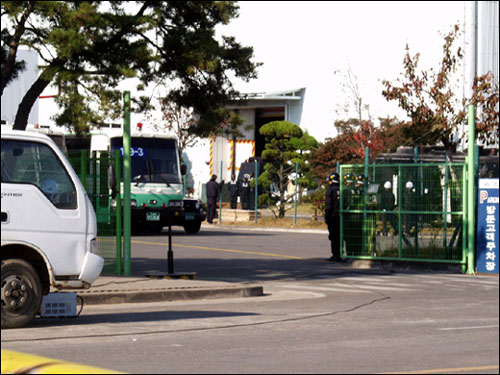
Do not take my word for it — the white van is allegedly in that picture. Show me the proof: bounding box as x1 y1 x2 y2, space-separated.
1 128 104 328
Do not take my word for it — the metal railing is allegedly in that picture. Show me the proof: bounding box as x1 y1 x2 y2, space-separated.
67 150 122 275
339 162 467 268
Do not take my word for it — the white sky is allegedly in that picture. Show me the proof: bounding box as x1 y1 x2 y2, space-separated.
36 1 467 143
216 1 466 141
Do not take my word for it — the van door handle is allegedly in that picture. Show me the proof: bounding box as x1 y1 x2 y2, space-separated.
1 212 8 222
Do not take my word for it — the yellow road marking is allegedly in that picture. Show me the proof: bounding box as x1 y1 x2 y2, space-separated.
132 239 306 260
1 349 123 374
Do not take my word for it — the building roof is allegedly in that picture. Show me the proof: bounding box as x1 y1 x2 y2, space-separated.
242 88 304 101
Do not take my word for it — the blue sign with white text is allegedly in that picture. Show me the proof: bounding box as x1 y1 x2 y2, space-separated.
119 147 145 157
476 179 499 274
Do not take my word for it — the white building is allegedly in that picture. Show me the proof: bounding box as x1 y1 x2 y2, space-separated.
1 49 39 126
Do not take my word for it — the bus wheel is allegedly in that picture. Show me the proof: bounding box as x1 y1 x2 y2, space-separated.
148 223 164 234
184 221 201 234
1 259 42 329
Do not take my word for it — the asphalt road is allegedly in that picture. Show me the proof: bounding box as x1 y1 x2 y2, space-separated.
2 226 499 374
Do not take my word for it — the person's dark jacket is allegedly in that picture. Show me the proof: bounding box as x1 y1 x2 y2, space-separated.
380 189 395 210
239 179 250 198
325 184 340 225
207 179 224 204
229 180 239 197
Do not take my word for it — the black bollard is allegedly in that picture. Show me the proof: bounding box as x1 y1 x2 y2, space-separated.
167 222 174 274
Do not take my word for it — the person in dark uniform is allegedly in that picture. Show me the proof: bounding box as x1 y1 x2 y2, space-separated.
325 172 344 262
206 174 224 224
229 174 239 209
404 180 416 234
380 181 397 236
239 174 250 210
343 172 356 256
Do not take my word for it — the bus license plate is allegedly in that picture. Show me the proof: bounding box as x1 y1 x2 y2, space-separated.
146 212 160 221
185 213 195 220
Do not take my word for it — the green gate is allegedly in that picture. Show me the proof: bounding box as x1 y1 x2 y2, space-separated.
340 162 467 269
67 150 122 275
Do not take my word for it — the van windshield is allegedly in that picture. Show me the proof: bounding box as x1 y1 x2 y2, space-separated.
110 137 181 185
1 139 77 209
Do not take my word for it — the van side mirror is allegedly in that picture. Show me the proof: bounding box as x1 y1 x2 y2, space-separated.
181 164 187 176
108 164 118 199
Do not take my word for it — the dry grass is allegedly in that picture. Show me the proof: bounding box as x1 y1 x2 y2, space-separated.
215 217 327 230
212 202 326 230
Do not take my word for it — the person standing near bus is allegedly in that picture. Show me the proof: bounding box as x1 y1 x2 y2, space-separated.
239 174 250 210
206 174 224 224
229 174 239 209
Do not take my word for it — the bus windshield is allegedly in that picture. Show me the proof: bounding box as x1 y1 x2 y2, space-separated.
110 137 181 185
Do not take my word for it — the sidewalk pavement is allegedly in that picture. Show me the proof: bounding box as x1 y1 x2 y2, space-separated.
68 276 264 306
65 224 324 306
69 224 325 306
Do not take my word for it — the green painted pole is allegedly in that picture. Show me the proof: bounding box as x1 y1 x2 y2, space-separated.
466 105 476 274
219 161 223 222
255 161 259 223
114 149 122 276
123 91 132 276
443 153 449 251
462 162 468 273
414 147 419 255
339 165 344 256
398 164 403 258
363 148 369 254
294 162 298 225
80 150 87 190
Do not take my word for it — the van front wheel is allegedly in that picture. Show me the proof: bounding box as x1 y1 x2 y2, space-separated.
1 259 42 329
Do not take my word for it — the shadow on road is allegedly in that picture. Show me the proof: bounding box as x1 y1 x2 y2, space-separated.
28 310 259 329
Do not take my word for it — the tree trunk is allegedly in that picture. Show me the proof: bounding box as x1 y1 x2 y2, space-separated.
13 74 52 130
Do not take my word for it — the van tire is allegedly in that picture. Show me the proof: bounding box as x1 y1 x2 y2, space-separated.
1 259 42 329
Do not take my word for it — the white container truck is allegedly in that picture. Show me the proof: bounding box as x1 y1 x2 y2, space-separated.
1 128 104 328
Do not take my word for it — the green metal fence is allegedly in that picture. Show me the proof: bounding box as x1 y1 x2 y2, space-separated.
67 150 122 275
340 162 467 268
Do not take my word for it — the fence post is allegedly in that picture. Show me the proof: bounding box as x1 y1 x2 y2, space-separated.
294 162 298 225
444 153 449 252
123 91 132 276
338 162 342 256
219 161 223 223
80 150 87 190
413 147 419 255
398 164 403 258
363 148 369 254
114 149 122 276
255 161 259 223
466 105 476 274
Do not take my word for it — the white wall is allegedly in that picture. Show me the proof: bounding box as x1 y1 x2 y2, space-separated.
1 49 39 125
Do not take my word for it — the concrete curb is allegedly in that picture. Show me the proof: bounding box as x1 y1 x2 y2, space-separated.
77 285 264 305
201 223 328 234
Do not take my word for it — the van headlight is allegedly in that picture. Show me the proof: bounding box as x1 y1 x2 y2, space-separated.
89 238 99 255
